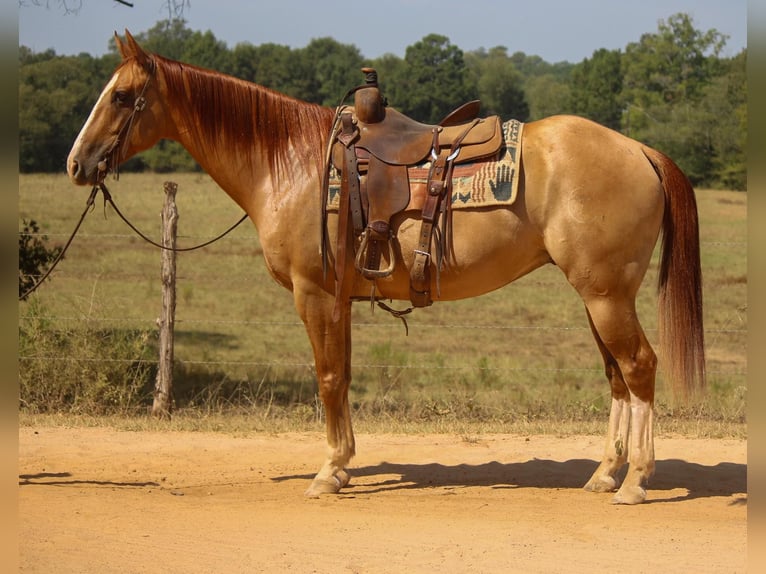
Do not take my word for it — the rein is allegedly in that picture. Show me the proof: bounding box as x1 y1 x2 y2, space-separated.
92 59 248 251
18 185 100 301
19 183 249 301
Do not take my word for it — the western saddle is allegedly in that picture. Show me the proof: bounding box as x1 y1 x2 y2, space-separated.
323 68 503 318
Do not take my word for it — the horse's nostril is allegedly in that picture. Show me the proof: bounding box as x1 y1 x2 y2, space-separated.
68 158 89 184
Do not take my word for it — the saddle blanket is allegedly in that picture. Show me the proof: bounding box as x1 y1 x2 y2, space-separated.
327 119 523 212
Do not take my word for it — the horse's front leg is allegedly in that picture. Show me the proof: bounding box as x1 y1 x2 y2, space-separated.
294 286 355 497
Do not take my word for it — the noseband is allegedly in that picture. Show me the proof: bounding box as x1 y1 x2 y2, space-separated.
98 58 155 182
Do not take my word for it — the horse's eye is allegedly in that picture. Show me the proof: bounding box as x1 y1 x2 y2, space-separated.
113 90 130 106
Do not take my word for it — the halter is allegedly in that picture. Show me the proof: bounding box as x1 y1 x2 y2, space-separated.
98 57 155 182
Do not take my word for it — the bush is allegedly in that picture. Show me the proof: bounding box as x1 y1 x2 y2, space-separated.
18 219 62 300
19 300 157 414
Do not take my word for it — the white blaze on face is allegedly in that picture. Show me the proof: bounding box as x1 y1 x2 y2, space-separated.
68 72 119 162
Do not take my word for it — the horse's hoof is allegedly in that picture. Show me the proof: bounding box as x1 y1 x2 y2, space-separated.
583 475 617 493
335 469 351 488
611 485 647 505
304 474 345 498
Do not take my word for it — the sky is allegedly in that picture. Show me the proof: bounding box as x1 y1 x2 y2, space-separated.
18 0 747 64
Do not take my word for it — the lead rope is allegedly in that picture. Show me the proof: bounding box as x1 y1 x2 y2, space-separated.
98 182 248 252
19 185 100 301
19 183 249 301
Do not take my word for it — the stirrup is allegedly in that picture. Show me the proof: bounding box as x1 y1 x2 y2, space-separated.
355 229 396 279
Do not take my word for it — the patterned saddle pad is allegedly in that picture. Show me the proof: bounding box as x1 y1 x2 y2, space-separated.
327 119 523 212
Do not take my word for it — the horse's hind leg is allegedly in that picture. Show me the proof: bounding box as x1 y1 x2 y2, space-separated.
582 296 657 505
582 308 631 494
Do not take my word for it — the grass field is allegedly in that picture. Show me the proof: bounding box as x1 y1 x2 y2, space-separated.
18 173 747 436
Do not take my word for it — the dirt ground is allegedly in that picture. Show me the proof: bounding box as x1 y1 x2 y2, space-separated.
18 426 747 573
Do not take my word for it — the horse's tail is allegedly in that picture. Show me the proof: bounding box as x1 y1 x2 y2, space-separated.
643 146 706 401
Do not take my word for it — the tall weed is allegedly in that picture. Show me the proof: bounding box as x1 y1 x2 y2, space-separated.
19 300 156 414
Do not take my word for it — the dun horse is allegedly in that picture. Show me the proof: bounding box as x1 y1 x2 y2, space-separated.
67 32 704 504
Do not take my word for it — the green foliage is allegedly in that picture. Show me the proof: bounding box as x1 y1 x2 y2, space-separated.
139 139 200 173
465 47 529 120
524 74 572 120
229 42 306 97
18 219 62 300
369 53 407 104
616 13 744 188
18 13 746 189
622 13 726 107
388 33 475 123
19 52 111 172
568 49 623 129
705 50 747 190
19 300 156 414
506 51 574 121
298 37 366 106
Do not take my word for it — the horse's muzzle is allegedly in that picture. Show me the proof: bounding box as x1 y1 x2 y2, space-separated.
67 156 104 186
67 158 86 185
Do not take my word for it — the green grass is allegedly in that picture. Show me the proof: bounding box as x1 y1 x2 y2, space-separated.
18 173 747 437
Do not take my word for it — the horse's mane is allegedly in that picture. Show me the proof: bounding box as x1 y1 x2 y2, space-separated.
150 54 335 179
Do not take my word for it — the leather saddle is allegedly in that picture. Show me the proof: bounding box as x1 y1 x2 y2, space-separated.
324 68 503 316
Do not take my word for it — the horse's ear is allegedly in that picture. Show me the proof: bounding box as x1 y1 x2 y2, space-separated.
123 29 153 71
114 31 128 60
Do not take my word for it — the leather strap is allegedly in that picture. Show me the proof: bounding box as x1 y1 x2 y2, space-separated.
339 113 364 235
409 120 480 307
333 112 361 321
410 128 447 307
362 219 388 277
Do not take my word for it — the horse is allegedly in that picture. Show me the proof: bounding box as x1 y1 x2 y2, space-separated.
66 31 704 505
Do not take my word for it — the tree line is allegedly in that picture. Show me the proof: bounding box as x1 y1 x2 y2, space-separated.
19 13 746 189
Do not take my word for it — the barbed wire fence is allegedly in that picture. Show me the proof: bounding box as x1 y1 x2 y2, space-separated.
18 174 747 422
18 235 747 377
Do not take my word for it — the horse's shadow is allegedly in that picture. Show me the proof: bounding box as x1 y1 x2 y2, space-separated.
274 458 746 504
19 472 160 489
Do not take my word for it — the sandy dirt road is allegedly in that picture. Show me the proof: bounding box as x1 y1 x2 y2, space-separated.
18 427 746 573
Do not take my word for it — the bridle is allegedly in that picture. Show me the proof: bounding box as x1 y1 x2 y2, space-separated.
94 57 248 251
97 57 156 183
93 56 249 249
20 57 248 300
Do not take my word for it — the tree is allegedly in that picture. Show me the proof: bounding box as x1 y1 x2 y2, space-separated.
701 49 747 189
504 51 573 120
524 74 572 120
568 48 623 130
231 43 284 86
178 29 232 73
465 47 529 121
622 13 726 107
508 51 574 82
368 52 407 107
396 34 474 123
122 19 195 61
17 12 746 188
620 13 732 186
298 38 366 106
19 53 108 172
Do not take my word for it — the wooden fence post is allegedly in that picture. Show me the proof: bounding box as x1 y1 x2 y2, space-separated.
152 181 178 419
